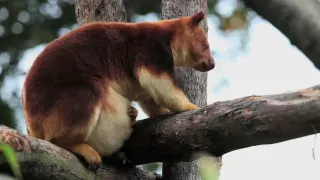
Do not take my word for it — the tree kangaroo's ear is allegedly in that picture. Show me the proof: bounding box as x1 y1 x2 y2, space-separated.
189 11 205 27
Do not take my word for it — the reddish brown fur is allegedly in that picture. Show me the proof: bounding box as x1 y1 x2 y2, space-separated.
22 11 214 167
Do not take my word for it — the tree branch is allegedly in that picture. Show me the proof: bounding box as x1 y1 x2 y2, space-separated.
123 84 320 164
0 125 160 180
1 85 320 179
241 0 320 70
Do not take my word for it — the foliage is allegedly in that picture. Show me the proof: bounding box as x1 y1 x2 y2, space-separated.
0 99 15 129
0 0 76 128
0 143 22 180
0 0 76 82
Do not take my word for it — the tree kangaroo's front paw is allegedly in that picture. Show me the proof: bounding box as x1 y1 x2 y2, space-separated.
159 107 172 115
186 103 200 111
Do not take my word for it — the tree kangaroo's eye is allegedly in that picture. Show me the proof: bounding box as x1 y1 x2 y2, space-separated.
203 44 209 51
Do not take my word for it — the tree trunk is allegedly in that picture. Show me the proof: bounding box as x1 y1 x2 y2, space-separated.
75 0 127 25
241 0 320 70
160 0 221 179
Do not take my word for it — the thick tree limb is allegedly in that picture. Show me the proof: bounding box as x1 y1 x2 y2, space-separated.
241 0 320 70
0 126 160 180
1 85 320 179
123 84 320 164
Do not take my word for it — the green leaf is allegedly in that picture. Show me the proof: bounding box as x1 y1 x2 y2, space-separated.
0 143 22 180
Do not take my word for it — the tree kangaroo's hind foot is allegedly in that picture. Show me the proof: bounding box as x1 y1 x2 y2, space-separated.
63 143 102 171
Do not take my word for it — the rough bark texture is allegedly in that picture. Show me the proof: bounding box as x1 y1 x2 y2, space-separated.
75 0 127 25
0 125 160 180
241 0 320 70
160 0 214 179
1 85 320 179
123 84 320 164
